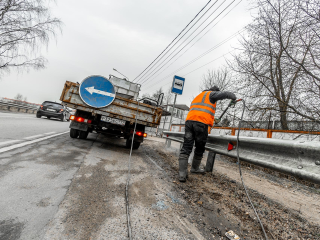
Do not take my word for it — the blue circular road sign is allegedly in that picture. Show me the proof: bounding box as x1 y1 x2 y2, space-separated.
79 75 116 108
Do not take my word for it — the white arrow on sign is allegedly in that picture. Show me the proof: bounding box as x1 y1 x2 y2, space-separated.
85 86 115 97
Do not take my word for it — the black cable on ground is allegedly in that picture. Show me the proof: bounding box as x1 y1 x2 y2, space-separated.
236 100 269 240
125 101 141 240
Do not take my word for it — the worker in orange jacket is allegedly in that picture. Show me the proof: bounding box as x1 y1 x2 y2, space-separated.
178 86 236 182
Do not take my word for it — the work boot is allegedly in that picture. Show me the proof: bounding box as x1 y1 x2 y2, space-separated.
178 154 189 182
190 155 205 174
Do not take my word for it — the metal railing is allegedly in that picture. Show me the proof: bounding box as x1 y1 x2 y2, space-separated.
213 126 320 139
163 131 320 185
0 100 38 113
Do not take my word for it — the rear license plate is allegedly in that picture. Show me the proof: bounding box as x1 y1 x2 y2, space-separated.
47 108 56 112
101 116 126 126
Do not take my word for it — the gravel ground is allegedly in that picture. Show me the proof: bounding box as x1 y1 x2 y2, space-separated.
44 135 243 240
144 139 320 240
39 134 320 240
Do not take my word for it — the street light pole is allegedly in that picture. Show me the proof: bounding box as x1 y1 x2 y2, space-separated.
113 68 129 81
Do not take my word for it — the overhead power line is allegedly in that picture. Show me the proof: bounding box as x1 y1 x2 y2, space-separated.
138 0 238 86
141 0 244 87
183 50 235 76
142 25 245 89
135 0 220 84
142 50 235 92
132 0 213 83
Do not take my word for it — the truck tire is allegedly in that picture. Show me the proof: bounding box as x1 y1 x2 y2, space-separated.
79 131 89 140
126 139 140 149
132 141 140 150
70 128 79 138
36 113 41 118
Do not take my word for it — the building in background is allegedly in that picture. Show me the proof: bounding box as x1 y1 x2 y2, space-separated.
145 104 189 136
159 104 189 132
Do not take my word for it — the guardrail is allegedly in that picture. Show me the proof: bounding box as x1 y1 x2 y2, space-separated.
213 126 320 139
0 100 38 113
163 131 320 185
169 124 320 139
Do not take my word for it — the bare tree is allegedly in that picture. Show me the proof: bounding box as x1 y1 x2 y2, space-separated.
14 93 23 101
200 68 231 91
163 87 173 105
200 67 235 126
151 87 164 102
229 0 320 129
141 93 151 99
258 0 320 124
0 0 61 75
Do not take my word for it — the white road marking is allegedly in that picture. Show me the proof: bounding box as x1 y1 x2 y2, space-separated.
0 116 36 119
44 132 56 135
24 134 44 140
0 131 69 154
0 140 21 146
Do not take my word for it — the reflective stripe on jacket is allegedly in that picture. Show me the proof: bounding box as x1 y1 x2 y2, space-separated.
186 91 216 127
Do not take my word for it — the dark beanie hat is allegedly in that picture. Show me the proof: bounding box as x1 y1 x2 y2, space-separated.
209 85 220 91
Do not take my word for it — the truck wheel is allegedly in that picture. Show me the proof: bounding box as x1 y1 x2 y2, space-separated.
132 141 140 150
36 113 41 118
126 139 140 149
125 138 132 148
79 131 89 140
70 128 79 138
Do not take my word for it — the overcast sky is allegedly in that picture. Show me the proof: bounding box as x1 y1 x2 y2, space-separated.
0 0 253 106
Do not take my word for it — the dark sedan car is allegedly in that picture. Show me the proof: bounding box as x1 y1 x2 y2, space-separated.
36 101 70 121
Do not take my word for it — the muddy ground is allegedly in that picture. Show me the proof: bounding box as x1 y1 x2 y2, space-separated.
143 139 320 240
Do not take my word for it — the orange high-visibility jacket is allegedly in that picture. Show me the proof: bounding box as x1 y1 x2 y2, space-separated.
186 91 216 127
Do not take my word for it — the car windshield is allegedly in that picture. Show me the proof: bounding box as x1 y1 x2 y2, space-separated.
43 102 63 108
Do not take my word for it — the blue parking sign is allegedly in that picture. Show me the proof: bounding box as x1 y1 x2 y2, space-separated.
79 75 115 108
171 75 185 95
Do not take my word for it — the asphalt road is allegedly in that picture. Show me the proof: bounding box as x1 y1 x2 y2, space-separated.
0 112 70 144
0 111 219 240
0 111 78 240
2 111 318 240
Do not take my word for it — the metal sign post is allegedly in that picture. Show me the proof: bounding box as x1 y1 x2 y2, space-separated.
166 75 185 147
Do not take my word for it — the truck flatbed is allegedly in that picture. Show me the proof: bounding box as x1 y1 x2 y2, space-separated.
60 81 163 128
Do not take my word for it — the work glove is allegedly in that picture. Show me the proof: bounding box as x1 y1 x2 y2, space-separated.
214 118 221 124
228 99 237 107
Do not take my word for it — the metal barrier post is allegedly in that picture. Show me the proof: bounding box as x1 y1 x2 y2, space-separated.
166 139 171 148
205 151 216 172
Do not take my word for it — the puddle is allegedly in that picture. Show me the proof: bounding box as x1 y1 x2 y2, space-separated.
152 201 169 211
167 193 181 204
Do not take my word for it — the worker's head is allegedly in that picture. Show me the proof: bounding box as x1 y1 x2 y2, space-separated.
203 85 220 92
209 85 220 91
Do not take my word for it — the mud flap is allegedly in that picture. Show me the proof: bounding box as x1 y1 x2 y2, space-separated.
69 121 88 132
